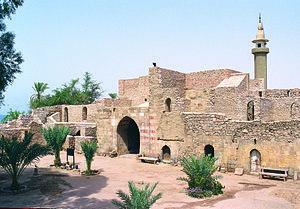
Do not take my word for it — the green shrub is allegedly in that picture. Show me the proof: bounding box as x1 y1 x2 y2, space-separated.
177 154 224 198
81 139 98 173
112 181 162 209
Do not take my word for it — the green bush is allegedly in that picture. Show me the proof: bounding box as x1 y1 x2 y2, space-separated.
177 154 224 198
81 139 98 173
112 181 162 209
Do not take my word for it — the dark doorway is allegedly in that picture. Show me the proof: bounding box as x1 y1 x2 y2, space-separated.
165 98 171 112
75 130 80 136
204 145 214 158
117 117 140 154
250 149 261 173
162 145 171 161
64 107 69 122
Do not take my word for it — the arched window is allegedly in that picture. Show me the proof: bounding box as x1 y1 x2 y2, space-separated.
82 107 87 121
165 98 171 112
64 107 69 122
247 101 254 121
204 144 214 158
291 102 300 119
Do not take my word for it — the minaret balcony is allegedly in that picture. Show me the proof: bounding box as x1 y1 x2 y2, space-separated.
252 47 269 54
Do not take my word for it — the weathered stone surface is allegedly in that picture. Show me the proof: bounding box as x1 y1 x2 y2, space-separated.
234 168 244 176
2 66 300 177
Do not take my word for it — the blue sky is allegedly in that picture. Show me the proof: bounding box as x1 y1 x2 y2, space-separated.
1 0 299 114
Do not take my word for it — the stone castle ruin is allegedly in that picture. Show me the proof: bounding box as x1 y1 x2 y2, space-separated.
1 16 299 177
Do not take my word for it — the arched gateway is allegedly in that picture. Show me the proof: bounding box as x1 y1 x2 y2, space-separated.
117 116 140 154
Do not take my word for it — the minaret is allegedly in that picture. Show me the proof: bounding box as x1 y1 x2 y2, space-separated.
252 14 269 89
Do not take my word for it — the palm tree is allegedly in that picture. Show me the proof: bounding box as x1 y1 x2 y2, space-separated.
1 109 25 124
112 181 162 209
81 139 98 173
0 133 52 190
41 125 70 166
30 82 49 102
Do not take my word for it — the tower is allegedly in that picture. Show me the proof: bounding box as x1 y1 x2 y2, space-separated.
252 14 269 89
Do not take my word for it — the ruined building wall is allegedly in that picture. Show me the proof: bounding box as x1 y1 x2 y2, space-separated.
180 113 300 176
96 106 150 154
185 88 210 112
94 98 132 108
61 104 98 123
32 105 62 123
206 74 251 121
249 78 264 91
148 67 186 148
146 67 187 155
185 69 240 89
118 75 149 106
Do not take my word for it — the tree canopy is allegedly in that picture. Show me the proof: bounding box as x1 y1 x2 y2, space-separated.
30 72 104 109
1 108 24 123
0 0 24 105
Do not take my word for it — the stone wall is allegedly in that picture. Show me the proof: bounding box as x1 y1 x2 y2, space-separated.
118 75 149 106
249 78 264 91
94 98 132 108
53 122 97 137
61 104 98 123
148 67 187 151
181 112 300 176
32 105 62 123
265 88 300 98
63 136 96 152
184 88 210 112
96 105 151 154
185 69 240 89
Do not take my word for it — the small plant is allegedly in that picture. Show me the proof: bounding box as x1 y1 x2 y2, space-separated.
0 133 52 190
177 154 224 198
188 187 213 198
112 181 162 209
41 125 70 166
81 139 98 173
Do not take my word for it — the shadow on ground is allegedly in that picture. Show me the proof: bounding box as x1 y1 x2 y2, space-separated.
0 167 112 208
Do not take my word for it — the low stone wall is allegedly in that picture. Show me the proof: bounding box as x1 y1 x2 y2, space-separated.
32 105 62 123
181 112 300 176
63 136 96 153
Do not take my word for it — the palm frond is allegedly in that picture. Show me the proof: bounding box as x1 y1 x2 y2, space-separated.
112 181 162 209
0 132 52 190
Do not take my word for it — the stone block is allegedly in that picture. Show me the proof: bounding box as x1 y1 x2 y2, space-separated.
234 168 244 176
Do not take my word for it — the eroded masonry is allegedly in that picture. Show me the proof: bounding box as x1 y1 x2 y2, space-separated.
1 16 299 177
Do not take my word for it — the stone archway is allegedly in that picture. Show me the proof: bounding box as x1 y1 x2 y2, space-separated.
162 145 171 161
204 144 214 158
117 116 140 154
250 149 261 174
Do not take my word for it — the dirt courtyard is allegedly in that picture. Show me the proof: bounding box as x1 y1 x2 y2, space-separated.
0 151 299 209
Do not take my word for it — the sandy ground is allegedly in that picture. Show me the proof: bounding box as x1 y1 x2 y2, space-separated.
0 151 299 209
